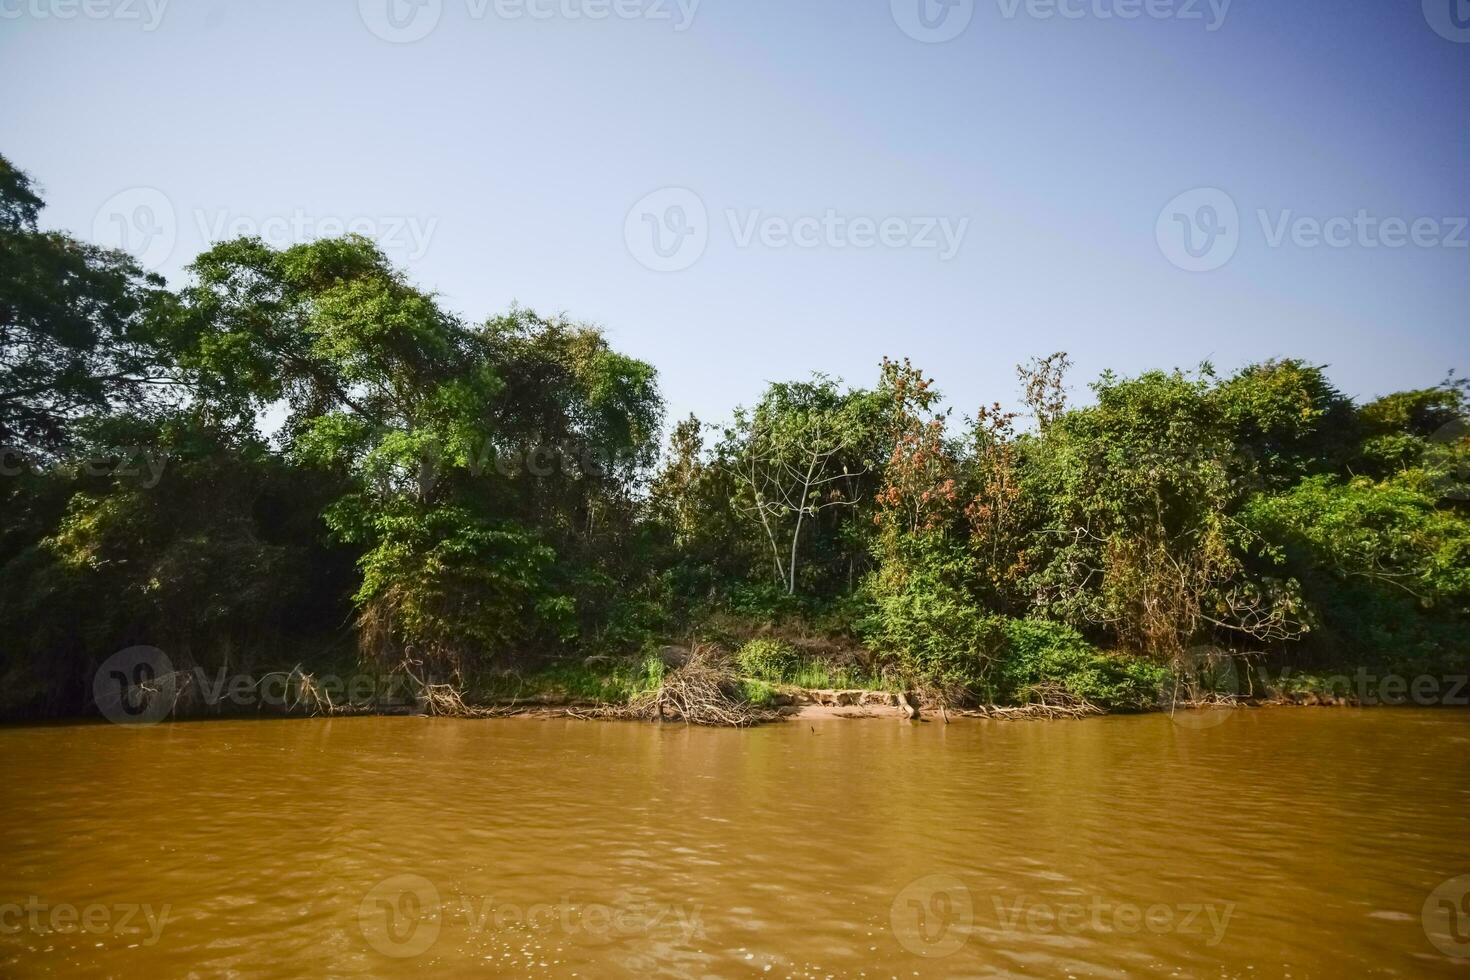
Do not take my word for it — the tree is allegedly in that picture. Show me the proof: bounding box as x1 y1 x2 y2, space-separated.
1022 367 1305 668
0 154 179 454
180 242 665 672
722 376 874 595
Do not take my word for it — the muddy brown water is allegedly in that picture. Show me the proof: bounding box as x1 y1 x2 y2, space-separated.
2 709 1469 977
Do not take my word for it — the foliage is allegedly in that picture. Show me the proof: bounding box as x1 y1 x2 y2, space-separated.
0 155 180 453
991 619 1166 711
3 150 1467 719
1021 367 1305 664
734 638 801 680
1241 471 1470 668
720 374 881 595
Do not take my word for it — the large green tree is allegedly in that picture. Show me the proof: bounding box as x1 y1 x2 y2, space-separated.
0 155 180 454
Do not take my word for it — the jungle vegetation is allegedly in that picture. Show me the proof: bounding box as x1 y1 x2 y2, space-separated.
2 153 1467 719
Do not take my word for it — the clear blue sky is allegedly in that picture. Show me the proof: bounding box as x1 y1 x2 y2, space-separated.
3 0 1467 429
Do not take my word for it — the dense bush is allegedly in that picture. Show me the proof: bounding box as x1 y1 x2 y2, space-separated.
861 576 1004 685
734 638 800 681
992 619 1166 711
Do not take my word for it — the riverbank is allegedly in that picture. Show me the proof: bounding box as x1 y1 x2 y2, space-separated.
490 689 1369 725
57 637 1469 727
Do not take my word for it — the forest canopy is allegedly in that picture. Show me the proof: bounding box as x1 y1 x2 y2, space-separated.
2 153 1467 718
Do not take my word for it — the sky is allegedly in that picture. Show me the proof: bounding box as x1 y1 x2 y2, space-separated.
2 0 1467 432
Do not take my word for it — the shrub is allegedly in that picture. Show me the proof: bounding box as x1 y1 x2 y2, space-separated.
860 573 1006 686
735 638 800 680
739 678 780 708
993 619 1165 711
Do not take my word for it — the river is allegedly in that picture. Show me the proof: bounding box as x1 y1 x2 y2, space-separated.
2 708 1468 977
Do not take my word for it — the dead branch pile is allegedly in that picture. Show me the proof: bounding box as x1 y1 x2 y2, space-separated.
582 646 779 727
957 682 1103 720
391 656 524 717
